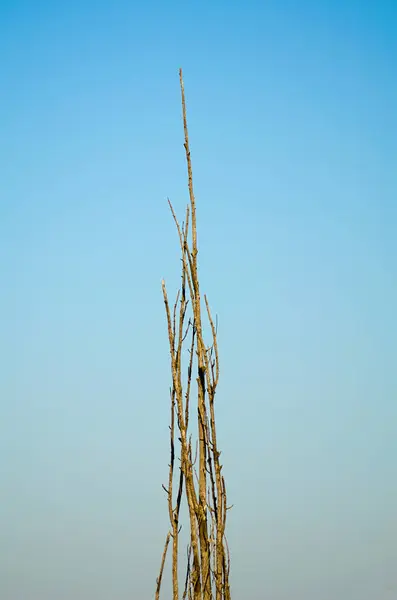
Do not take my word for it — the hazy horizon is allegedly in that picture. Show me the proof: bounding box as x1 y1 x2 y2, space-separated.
1 1 396 599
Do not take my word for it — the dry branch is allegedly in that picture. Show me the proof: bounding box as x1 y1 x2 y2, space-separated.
156 69 232 600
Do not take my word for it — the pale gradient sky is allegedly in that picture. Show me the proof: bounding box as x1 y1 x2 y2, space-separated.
1 1 396 599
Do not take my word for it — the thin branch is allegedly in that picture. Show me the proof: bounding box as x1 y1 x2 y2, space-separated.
157 69 232 600
155 532 171 600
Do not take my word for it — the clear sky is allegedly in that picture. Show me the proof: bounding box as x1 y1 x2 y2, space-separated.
1 1 396 599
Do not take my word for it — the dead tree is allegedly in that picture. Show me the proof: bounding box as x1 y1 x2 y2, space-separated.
155 70 232 600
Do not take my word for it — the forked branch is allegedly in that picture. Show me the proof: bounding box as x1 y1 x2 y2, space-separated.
156 69 232 600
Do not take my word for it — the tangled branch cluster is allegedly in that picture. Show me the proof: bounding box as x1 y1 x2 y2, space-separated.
155 69 231 600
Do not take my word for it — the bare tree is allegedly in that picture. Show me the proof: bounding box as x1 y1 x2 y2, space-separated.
155 70 232 600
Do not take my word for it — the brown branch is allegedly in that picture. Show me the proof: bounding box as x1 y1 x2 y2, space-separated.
155 532 171 600
179 68 197 262
158 69 232 600
204 294 220 389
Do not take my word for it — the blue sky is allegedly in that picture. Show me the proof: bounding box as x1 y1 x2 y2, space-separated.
0 1 396 599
